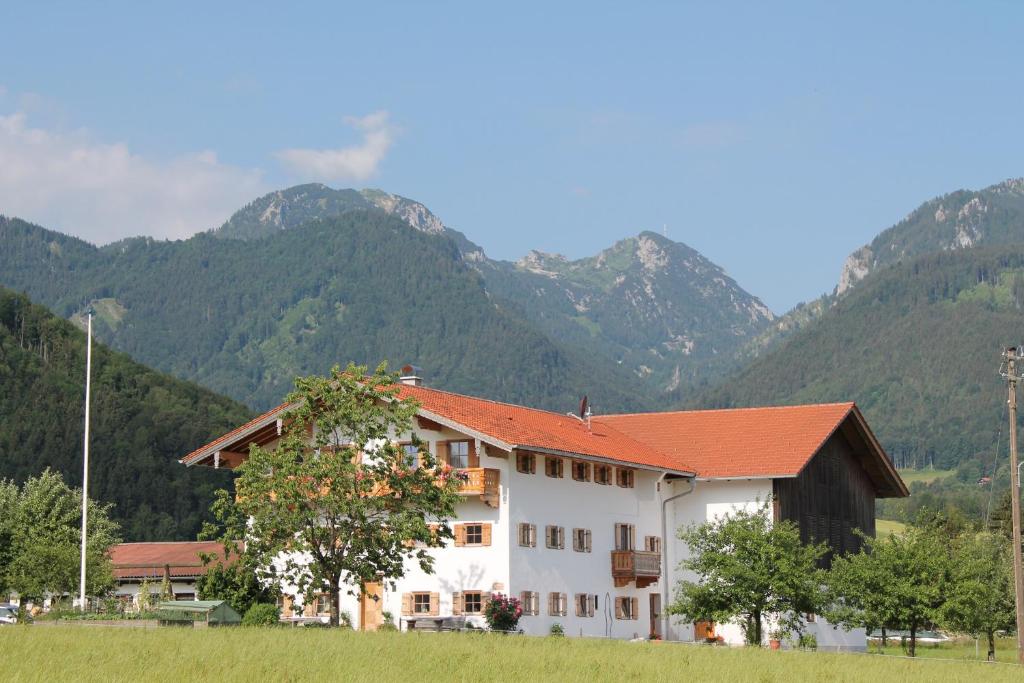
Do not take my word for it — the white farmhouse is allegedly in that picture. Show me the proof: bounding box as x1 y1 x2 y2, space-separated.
181 371 906 648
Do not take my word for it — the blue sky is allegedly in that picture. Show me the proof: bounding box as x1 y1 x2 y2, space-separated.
2 1 1022 311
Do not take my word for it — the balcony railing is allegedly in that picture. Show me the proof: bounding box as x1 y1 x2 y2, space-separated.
456 468 500 508
611 550 661 588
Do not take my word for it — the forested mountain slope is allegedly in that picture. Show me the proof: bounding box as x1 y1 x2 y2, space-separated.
0 212 653 413
695 245 1024 474
0 288 249 540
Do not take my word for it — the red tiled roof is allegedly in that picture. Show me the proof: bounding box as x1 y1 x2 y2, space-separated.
602 403 857 478
397 385 692 473
180 404 288 465
110 541 239 580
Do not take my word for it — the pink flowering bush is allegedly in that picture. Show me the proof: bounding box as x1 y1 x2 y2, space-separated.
484 593 522 632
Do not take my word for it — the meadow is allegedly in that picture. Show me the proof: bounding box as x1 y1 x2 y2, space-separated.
2 626 1021 682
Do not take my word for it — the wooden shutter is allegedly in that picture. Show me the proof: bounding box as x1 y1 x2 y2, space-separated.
428 592 440 616
452 592 463 616
529 524 537 547
481 592 491 612
454 524 466 547
629 525 636 551
481 523 492 546
631 598 639 620
557 527 564 549
401 593 413 616
548 593 556 616
585 529 592 553
468 440 479 468
436 440 449 466
615 598 624 620
303 600 315 617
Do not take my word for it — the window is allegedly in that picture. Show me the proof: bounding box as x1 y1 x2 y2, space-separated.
571 460 590 482
615 597 639 620
315 593 331 615
614 523 635 551
463 591 484 615
518 523 537 547
545 525 565 549
401 443 420 469
806 613 817 623
548 592 567 617
454 522 490 547
616 468 635 488
520 591 540 616
544 456 563 478
516 452 536 474
447 441 470 469
572 528 592 553
644 535 661 553
575 593 596 617
413 593 431 614
594 464 612 485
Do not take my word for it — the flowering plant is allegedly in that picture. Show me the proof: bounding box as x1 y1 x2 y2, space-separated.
483 592 522 632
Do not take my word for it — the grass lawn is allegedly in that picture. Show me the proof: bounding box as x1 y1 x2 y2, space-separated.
2 626 1021 682
878 636 1020 664
896 468 955 485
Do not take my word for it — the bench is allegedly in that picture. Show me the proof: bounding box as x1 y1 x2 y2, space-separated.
404 616 468 632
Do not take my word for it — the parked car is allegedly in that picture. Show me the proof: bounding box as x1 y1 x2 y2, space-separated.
0 605 18 625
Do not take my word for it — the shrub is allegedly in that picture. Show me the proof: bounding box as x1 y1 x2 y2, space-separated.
549 623 564 637
242 603 280 627
378 611 398 631
483 593 522 632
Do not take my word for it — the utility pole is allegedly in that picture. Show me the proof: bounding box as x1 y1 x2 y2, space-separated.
1001 347 1024 665
78 311 92 612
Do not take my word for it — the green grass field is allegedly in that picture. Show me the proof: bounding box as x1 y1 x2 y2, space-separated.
875 518 909 537
879 637 1019 664
896 468 955 485
2 626 1020 682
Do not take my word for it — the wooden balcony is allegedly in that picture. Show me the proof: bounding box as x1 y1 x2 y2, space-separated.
456 468 500 508
611 550 661 588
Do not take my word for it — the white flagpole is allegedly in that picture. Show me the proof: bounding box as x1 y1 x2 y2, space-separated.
78 312 92 612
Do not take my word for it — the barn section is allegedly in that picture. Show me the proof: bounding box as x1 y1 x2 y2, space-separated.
602 402 908 562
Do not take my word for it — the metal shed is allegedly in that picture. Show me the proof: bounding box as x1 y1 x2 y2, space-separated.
156 600 241 627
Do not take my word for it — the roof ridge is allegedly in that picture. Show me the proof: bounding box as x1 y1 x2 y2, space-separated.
404 384 587 419
602 401 856 419
114 541 225 546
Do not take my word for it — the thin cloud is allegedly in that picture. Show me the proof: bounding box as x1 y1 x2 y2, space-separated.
0 111 267 244
275 111 395 182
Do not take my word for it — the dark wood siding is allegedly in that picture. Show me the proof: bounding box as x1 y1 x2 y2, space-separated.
773 425 876 566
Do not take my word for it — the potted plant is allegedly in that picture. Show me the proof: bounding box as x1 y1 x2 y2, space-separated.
768 627 786 650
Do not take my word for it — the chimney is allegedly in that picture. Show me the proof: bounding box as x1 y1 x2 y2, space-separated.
399 364 423 387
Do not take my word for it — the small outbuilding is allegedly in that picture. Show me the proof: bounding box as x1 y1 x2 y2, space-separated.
156 600 241 627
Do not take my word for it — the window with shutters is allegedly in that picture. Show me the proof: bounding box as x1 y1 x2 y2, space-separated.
412 593 431 614
447 441 470 469
571 460 591 482
572 528 592 553
516 452 536 474
315 594 331 615
520 591 540 616
399 442 420 470
465 523 483 545
455 522 491 547
614 523 635 551
575 593 597 617
544 456 563 478
644 535 661 553
594 464 612 485
548 592 567 617
545 525 564 549
518 522 537 547
615 597 639 620
616 468 635 488
463 591 484 614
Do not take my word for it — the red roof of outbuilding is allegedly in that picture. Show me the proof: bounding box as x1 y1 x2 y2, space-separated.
110 541 239 580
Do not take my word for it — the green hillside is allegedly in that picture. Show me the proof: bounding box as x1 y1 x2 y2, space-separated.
0 212 654 413
695 244 1024 475
0 288 250 540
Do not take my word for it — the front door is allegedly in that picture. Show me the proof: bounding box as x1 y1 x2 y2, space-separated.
649 593 662 638
359 582 383 631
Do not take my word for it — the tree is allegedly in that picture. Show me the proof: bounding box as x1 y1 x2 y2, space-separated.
669 501 828 646
194 536 278 617
0 470 119 603
207 363 463 627
828 525 949 657
938 532 1015 661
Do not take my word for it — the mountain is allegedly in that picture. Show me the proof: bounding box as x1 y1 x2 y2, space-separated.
0 287 250 541
695 243 1024 476
0 211 654 414
747 178 1024 358
480 233 775 393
